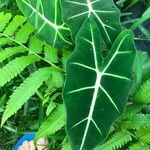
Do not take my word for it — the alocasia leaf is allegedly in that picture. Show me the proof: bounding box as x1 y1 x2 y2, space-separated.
16 0 72 49
61 0 122 48
63 19 136 150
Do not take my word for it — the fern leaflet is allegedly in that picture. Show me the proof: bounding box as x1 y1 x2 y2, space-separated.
95 130 132 150
35 105 66 140
122 114 150 129
1 67 51 126
0 55 40 86
129 142 149 150
136 125 150 144
15 22 35 43
133 78 150 104
0 46 27 63
3 15 26 36
0 12 12 31
44 43 58 64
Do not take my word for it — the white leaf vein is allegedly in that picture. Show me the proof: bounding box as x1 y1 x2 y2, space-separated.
21 0 70 45
99 85 119 112
71 62 96 72
65 0 87 6
67 86 95 94
67 11 89 20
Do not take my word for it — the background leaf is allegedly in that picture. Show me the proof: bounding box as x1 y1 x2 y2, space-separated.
35 105 66 140
61 0 122 48
16 0 72 49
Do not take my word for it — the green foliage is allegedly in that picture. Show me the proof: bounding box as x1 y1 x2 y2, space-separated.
130 7 150 31
61 0 122 48
95 130 132 150
0 0 150 150
0 0 10 8
46 101 57 116
44 44 58 64
128 142 149 150
62 140 71 150
35 105 66 140
0 55 40 86
133 78 150 104
1 67 52 126
16 0 72 49
63 18 136 149
142 52 150 82
0 12 64 130
121 114 150 129
136 125 150 144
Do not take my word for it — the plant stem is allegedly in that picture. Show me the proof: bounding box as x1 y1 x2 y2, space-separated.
0 33 64 72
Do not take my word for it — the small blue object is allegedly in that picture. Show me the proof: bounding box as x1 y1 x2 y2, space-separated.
14 133 35 150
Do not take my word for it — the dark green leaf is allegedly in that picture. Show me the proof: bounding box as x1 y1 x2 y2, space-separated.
61 0 122 48
16 0 72 49
63 19 136 150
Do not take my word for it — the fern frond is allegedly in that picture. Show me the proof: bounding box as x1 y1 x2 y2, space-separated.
0 55 40 86
46 101 57 116
46 67 64 88
122 104 141 119
0 12 62 71
44 43 58 63
1 67 52 126
61 141 71 150
29 35 44 53
129 142 149 150
121 114 150 129
0 12 61 71
136 125 150 144
0 46 27 63
0 37 12 46
0 12 35 45
133 79 150 104
35 105 66 140
95 130 132 150
3 15 26 36
0 12 12 31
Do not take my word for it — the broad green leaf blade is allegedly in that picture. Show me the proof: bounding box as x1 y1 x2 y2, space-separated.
1 67 51 126
16 0 72 49
61 0 122 48
63 19 136 150
35 105 66 140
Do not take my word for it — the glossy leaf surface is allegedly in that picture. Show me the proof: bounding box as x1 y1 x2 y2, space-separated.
63 19 136 150
61 0 122 48
16 0 72 49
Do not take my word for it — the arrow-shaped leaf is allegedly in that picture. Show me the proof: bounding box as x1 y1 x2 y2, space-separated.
61 0 122 48
16 0 72 49
63 19 136 150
